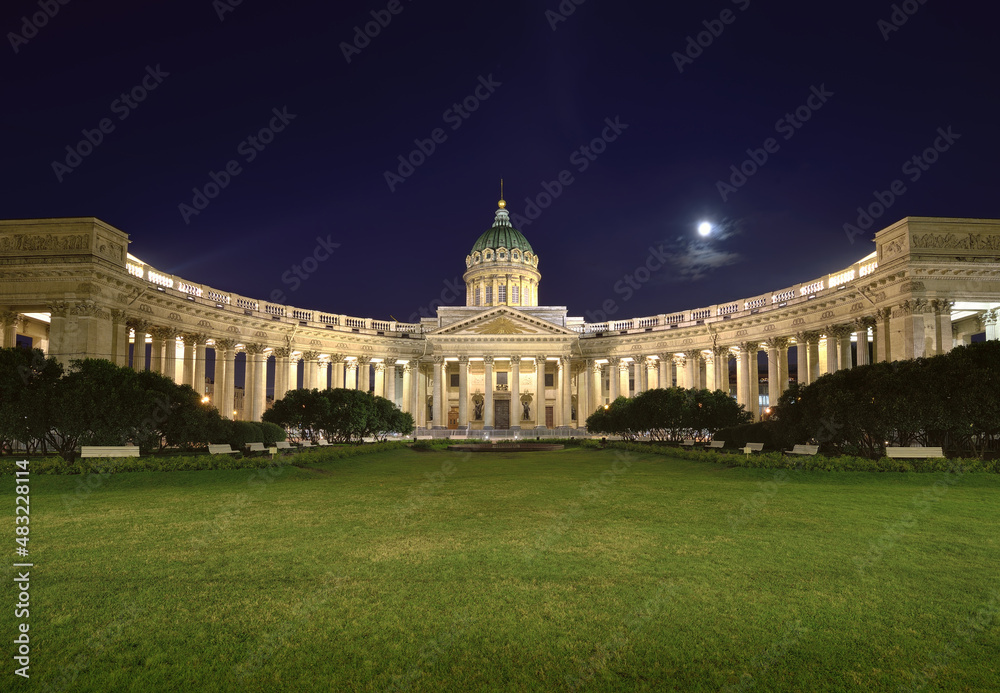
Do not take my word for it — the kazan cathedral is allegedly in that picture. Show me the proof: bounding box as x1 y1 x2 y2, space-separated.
1 197 1000 435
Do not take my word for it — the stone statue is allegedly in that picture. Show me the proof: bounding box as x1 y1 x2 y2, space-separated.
520 392 533 420
472 392 484 420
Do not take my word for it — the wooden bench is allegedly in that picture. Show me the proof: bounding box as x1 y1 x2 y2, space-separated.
786 444 819 456
208 444 239 455
681 439 697 447
246 442 266 452
707 440 725 449
275 441 292 450
298 441 315 448
886 446 944 459
315 439 331 447
80 446 140 458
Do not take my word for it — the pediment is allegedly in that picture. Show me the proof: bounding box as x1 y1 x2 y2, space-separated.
430 307 577 337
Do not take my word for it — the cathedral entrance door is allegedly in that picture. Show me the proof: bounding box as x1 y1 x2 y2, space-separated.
545 406 554 429
494 400 510 429
447 407 459 429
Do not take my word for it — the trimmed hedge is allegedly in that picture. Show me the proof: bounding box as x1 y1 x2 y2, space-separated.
581 440 1000 473
0 441 408 475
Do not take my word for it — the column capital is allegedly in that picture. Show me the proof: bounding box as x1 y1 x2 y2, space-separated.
457 355 470 364
712 345 730 359
796 331 820 345
739 340 760 353
827 325 853 339
273 346 291 358
245 342 267 355
150 326 175 341
592 360 603 374
931 298 954 315
357 355 372 365
384 357 397 366
432 355 445 364
215 338 237 352
483 356 494 366
109 309 127 324
374 362 386 372
402 362 412 373
982 309 999 327
510 355 521 364
184 333 209 347
766 337 790 350
876 307 893 321
855 316 877 330
328 353 345 363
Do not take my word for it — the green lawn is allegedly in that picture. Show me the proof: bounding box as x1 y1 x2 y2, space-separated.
6 447 1000 692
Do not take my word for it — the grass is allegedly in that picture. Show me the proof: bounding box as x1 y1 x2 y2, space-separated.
5 447 1000 692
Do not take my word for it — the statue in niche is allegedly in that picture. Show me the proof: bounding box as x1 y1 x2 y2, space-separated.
426 395 433 422
472 391 484 420
520 392 533 421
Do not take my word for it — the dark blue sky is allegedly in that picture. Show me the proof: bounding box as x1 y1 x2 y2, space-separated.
3 1 998 323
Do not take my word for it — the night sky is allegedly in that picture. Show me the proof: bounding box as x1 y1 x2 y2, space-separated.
4 1 998 325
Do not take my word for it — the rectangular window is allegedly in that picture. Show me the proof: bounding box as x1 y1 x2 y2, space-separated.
544 373 554 387
498 284 506 303
475 287 481 306
450 373 459 388
512 285 519 304
485 286 492 304
497 371 508 386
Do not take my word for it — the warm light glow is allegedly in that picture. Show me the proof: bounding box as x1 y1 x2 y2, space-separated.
201 396 210 404
698 221 712 237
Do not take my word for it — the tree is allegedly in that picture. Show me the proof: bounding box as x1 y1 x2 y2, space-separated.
263 388 330 441
0 347 62 453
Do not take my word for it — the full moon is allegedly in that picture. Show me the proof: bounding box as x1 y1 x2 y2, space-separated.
698 221 712 237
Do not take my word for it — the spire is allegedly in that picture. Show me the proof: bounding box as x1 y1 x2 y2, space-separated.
494 179 511 226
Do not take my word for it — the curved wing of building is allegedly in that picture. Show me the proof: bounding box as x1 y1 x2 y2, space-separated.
1 210 998 431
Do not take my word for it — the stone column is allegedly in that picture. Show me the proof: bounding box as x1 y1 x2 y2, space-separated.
182 335 197 388
985 309 1000 342
657 354 670 389
854 317 875 366
358 356 372 393
617 359 629 399
823 328 839 374
245 344 267 422
345 359 358 390
289 354 301 391
607 357 619 400
0 310 19 349
534 357 547 428
374 362 386 398
561 357 572 427
766 338 783 407
510 356 521 430
317 360 329 391
836 326 853 370
742 342 760 420
163 334 179 383
644 357 657 393
385 358 397 405
302 351 319 391
109 310 129 366
330 354 345 389
876 308 892 362
685 355 697 391
482 356 494 430
194 339 207 395
402 363 413 415
242 346 256 421
215 339 236 419
715 347 731 395
632 359 644 396
592 361 603 411
774 338 789 397
149 327 169 375
737 346 751 414
457 356 469 427
577 360 591 427
931 299 954 356
430 356 444 429
806 332 821 383
273 347 290 401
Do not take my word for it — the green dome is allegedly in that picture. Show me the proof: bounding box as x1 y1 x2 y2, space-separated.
471 224 534 254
